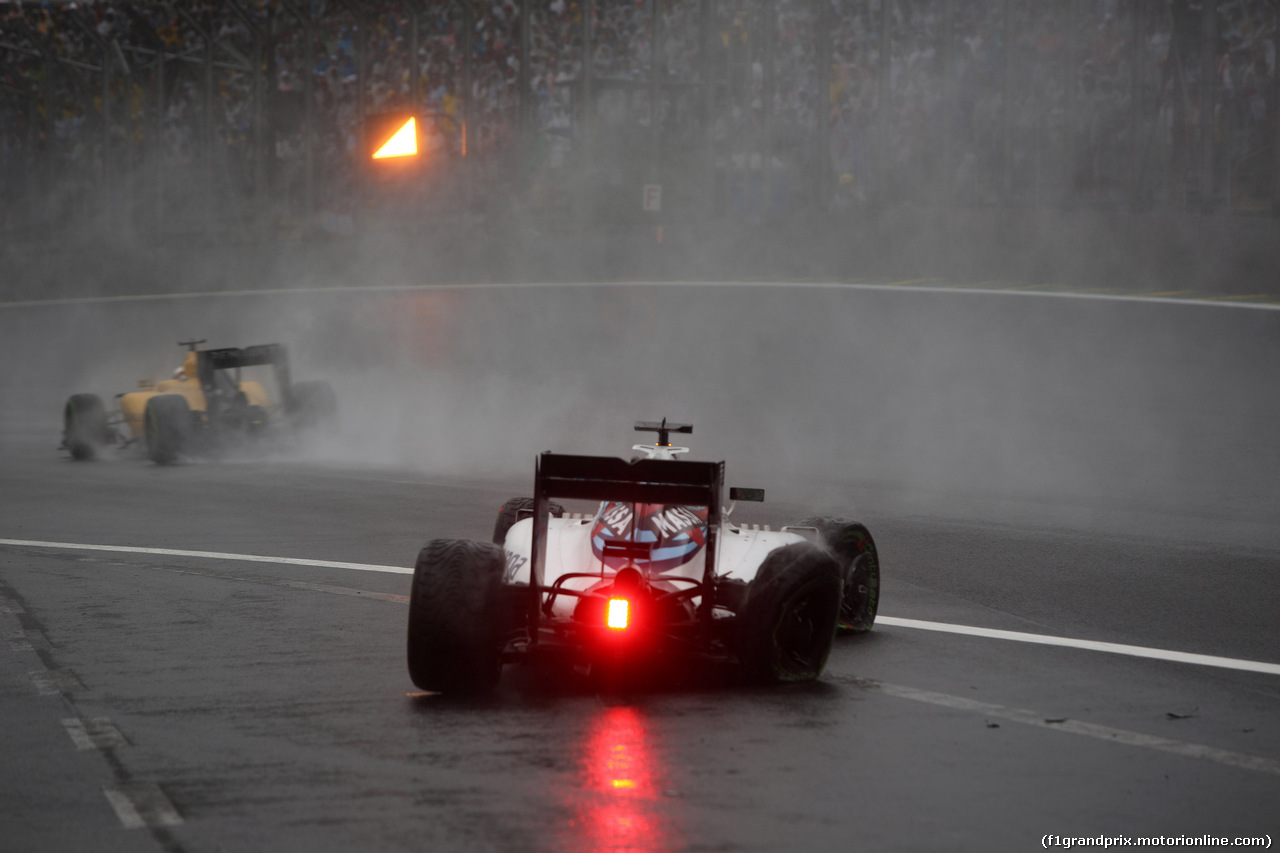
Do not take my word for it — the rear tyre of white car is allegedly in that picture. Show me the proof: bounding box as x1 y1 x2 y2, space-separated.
145 394 191 465
407 539 506 693
800 517 880 633
491 497 566 545
737 542 843 683
63 393 110 460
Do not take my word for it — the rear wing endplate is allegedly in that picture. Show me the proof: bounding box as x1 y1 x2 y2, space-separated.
528 453 725 636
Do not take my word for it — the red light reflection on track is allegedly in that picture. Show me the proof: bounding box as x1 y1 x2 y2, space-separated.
562 706 676 853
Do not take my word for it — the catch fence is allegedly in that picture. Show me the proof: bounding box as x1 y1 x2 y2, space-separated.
1 0 1277 240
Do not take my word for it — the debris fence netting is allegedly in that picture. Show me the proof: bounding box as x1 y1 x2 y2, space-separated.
1 0 1277 237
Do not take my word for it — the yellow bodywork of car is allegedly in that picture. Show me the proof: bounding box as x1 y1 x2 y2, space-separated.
118 352 271 440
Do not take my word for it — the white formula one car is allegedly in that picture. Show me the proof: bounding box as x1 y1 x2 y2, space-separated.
406 420 880 692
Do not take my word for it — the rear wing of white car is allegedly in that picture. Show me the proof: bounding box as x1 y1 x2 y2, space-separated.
528 452 725 636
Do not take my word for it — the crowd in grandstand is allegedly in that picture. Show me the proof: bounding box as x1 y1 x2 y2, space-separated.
1 0 1276 232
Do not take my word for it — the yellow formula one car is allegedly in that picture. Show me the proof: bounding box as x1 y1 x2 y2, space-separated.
62 340 336 464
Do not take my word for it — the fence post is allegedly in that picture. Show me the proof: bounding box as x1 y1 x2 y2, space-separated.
1064 0 1079 205
280 0 316 225
877 0 891 204
813 0 830 211
1129 0 1142 209
410 5 420 108
520 0 531 176
154 48 164 234
762 0 775 214
579 0 592 171
1274 1 1280 214
1200 0 1216 209
204 33 216 220
1001 0 1014 201
224 1 265 215
175 4 220 226
28 83 40 224
356 6 367 143
700 0 716 218
43 57 54 223
650 0 663 181
102 46 113 228
940 0 954 206
463 0 475 209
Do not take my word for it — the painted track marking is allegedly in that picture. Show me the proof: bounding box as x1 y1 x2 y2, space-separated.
4 537 1279 677
30 669 85 695
159 564 410 602
1 279 1278 311
62 717 128 751
0 537 410 575
876 616 1280 676
851 679 1280 777
102 783 182 829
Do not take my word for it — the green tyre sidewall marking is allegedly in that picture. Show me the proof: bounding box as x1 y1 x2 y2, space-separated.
837 525 879 634
799 517 880 633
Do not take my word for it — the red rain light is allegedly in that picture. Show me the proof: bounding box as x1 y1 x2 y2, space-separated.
606 598 630 630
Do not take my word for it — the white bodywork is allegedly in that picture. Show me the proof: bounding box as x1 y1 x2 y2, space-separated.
502 442 809 618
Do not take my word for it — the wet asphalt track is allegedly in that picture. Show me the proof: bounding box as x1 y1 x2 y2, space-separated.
1 283 1278 852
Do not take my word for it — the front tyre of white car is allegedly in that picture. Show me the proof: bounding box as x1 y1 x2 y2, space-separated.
407 539 505 693
737 542 842 684
800 517 880 633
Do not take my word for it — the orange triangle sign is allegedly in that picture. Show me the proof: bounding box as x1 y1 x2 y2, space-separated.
373 117 417 159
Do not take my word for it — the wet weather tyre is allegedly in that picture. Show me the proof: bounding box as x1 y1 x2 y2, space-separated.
63 394 110 460
800 517 880 633
290 380 337 431
144 395 191 465
491 497 566 546
737 542 843 684
407 539 506 693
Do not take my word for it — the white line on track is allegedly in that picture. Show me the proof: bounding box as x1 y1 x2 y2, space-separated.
30 669 85 695
1 279 1277 311
856 679 1280 776
0 537 411 575
102 783 182 829
62 717 127 751
875 616 1280 676
5 536 1280 677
